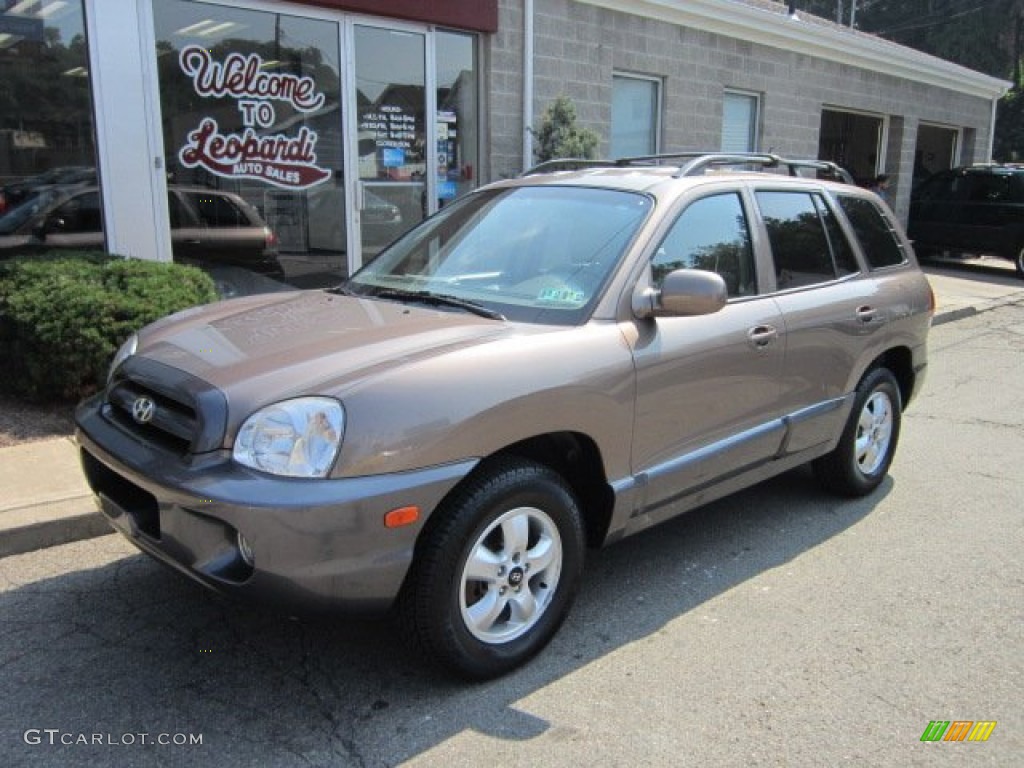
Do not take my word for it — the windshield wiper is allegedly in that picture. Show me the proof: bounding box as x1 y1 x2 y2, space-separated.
325 283 357 296
373 288 506 321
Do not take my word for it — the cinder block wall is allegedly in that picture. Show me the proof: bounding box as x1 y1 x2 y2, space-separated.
488 0 994 223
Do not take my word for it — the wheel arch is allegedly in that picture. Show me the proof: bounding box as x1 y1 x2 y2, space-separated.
862 346 915 409
416 431 615 552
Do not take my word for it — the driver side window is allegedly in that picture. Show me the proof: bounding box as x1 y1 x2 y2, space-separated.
652 193 756 297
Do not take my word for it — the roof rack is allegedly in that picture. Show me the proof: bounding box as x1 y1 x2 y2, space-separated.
617 152 855 183
521 152 854 184
521 158 619 176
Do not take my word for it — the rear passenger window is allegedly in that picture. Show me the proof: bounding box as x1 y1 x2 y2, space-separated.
652 193 756 297
836 195 906 269
52 192 102 234
188 193 247 228
755 191 836 289
815 194 859 276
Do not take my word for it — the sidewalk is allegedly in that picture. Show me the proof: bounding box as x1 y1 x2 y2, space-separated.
2 265 1023 559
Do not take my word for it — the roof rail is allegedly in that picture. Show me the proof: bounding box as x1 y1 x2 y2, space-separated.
521 158 618 176
521 152 855 184
613 152 854 183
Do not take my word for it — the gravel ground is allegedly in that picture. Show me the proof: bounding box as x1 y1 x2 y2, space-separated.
0 396 75 448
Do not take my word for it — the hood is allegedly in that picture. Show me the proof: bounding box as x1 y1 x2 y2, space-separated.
134 290 516 401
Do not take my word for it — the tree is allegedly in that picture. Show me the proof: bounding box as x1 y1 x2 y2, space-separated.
533 96 599 162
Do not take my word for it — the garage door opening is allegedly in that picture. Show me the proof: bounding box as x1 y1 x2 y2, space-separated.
818 109 884 185
914 124 959 185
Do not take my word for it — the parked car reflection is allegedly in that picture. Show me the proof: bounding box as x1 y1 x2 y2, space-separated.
0 166 96 215
0 184 286 295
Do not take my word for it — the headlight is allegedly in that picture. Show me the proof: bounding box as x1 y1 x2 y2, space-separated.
107 333 137 385
233 397 344 478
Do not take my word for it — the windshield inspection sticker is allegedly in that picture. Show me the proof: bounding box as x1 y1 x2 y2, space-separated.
538 287 585 303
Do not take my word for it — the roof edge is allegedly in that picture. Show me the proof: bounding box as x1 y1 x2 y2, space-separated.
578 0 1011 100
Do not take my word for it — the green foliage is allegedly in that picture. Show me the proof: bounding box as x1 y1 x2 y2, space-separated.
996 89 1024 161
533 96 600 163
0 252 217 402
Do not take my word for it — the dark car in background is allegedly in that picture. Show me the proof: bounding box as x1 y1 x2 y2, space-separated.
0 184 284 287
908 163 1024 277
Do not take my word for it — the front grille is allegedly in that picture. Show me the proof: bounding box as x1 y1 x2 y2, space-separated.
107 379 195 454
104 356 228 455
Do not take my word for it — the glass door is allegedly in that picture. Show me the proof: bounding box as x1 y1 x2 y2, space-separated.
353 25 427 263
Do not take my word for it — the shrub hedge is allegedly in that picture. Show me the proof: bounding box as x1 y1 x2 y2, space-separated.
0 252 217 402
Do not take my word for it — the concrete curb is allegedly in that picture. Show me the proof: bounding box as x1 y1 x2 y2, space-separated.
0 500 111 559
2 283 1023 560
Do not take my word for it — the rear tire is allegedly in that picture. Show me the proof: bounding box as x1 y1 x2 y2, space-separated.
1015 244 1024 279
814 368 902 497
397 458 585 680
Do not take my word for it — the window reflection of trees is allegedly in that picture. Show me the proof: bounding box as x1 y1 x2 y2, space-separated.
762 211 835 285
652 200 755 297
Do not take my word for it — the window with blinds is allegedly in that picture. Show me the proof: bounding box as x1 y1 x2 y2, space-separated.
611 74 661 158
722 91 760 153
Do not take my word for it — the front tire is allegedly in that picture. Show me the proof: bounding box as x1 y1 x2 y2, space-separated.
397 458 585 679
814 368 902 497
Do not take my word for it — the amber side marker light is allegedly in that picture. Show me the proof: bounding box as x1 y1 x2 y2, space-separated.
385 506 420 528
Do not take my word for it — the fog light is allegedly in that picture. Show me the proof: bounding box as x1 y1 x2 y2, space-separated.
237 532 255 567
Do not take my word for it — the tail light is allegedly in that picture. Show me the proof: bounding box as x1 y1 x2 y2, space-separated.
264 226 278 249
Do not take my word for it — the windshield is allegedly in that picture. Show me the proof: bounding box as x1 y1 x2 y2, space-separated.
0 190 63 235
346 185 652 325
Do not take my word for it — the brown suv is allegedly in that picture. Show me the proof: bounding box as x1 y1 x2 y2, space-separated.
75 153 933 679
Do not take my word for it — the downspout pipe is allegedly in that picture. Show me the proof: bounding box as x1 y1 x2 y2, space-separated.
523 0 534 172
988 96 999 161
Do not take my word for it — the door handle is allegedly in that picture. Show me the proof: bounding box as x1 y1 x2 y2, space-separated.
747 325 778 349
855 305 880 323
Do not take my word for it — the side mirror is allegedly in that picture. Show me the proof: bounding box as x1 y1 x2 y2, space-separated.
633 268 728 319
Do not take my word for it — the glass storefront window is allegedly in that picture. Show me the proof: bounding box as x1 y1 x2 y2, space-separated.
0 0 101 256
436 30 478 206
153 0 344 293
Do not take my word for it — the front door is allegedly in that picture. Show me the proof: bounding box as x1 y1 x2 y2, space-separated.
352 24 428 263
630 191 785 522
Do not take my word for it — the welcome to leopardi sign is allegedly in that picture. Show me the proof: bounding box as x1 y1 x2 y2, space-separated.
177 45 331 190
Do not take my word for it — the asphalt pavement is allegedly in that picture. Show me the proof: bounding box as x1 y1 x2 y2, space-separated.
0 257 1022 559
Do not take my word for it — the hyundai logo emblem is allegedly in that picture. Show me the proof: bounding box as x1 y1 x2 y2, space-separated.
132 396 156 424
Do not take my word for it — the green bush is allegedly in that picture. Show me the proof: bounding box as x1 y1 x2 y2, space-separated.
534 96 600 163
0 252 217 402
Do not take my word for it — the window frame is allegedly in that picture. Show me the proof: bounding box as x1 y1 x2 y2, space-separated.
611 72 663 159
650 190 759 300
753 188 859 291
721 89 761 153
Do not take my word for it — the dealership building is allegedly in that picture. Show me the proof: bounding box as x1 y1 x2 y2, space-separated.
0 0 1010 290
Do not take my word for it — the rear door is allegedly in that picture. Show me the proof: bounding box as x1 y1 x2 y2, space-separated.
630 191 785 517
754 188 886 455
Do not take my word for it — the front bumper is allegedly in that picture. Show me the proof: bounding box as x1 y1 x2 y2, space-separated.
75 396 476 614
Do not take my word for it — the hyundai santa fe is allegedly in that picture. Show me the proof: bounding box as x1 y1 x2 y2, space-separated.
75 153 933 679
